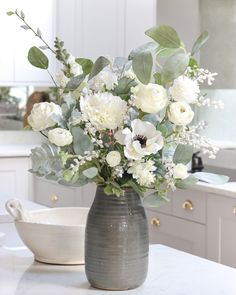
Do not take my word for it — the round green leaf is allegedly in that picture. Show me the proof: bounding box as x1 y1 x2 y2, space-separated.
28 46 49 69
132 51 153 85
191 31 209 56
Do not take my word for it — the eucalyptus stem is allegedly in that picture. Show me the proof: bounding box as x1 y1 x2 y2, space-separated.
40 131 48 139
15 10 56 55
46 69 58 87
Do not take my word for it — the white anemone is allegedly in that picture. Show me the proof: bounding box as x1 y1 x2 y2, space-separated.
115 119 164 160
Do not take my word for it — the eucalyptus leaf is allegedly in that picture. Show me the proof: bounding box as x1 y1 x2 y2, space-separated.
71 126 94 155
6 11 15 16
189 57 199 69
132 51 153 84
28 46 49 69
88 56 110 80
145 25 181 48
75 58 93 75
65 74 85 91
156 46 180 57
82 167 98 179
20 25 29 30
143 192 170 207
153 72 162 85
191 31 209 55
128 42 157 60
173 144 193 165
113 77 137 99
193 172 229 185
161 53 189 84
176 175 198 189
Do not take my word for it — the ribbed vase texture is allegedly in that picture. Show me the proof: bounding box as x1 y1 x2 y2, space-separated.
85 186 149 290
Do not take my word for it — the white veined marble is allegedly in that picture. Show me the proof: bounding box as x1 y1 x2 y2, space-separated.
0 244 236 295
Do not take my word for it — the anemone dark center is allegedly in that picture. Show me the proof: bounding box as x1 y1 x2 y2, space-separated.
134 135 147 148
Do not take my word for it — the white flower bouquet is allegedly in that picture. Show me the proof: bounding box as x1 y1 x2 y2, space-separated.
8 10 228 203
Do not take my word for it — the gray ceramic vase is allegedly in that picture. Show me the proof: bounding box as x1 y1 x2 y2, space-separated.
85 186 149 290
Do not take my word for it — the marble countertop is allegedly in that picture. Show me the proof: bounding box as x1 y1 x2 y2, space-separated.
0 244 235 295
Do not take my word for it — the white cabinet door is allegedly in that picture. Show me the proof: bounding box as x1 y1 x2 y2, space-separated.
1 0 56 85
57 0 157 59
146 209 206 258
0 157 31 200
207 194 236 267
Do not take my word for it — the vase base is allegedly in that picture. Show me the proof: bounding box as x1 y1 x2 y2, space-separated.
90 283 142 291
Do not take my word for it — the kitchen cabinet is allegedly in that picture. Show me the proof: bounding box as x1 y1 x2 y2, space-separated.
207 193 236 267
0 157 32 200
0 0 56 86
33 176 96 208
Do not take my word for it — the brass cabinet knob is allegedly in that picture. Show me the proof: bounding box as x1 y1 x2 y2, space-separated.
182 200 194 211
233 207 236 215
51 193 59 202
150 217 161 227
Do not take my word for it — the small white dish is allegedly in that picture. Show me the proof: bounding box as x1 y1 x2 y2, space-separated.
5 199 89 265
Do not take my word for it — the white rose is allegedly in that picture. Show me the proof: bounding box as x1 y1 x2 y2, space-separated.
28 102 62 131
131 83 167 114
106 151 121 167
80 92 127 130
173 163 189 179
168 102 194 126
89 67 118 91
48 128 73 147
169 75 200 104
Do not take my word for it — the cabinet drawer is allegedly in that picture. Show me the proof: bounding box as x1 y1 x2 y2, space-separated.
34 177 78 207
146 209 206 257
172 189 206 224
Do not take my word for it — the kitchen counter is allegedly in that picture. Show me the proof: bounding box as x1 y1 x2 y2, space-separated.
0 144 37 157
0 244 236 295
193 181 236 198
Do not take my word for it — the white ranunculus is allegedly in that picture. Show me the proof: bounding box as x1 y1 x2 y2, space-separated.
173 163 189 179
131 83 167 114
106 151 121 167
127 159 156 187
115 119 164 160
27 102 62 131
168 101 194 126
48 128 73 147
67 54 83 76
169 75 200 104
55 72 70 88
89 67 118 91
80 92 127 130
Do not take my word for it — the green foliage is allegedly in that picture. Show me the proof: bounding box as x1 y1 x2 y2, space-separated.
143 192 170 207
145 25 181 48
176 175 198 189
112 77 137 100
71 126 94 155
30 143 62 177
82 167 98 179
132 51 153 84
88 56 110 80
75 58 93 75
161 53 189 84
6 11 15 16
28 47 49 69
54 37 70 65
156 46 180 57
191 31 209 56
173 144 193 165
122 180 145 197
65 74 85 91
189 57 199 69
157 121 174 137
128 42 157 60
104 182 124 197
193 172 229 185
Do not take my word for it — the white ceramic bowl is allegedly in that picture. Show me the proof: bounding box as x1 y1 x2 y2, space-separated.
14 207 89 265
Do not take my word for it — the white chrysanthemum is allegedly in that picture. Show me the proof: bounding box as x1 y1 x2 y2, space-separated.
80 92 127 130
115 119 163 160
173 163 189 179
131 83 167 114
89 67 118 91
168 101 194 126
169 75 200 104
55 72 70 88
28 102 62 131
48 128 73 147
67 54 83 76
127 159 156 187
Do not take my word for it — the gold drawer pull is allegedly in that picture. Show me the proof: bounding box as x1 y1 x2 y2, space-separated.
51 193 59 202
182 200 194 211
233 207 236 215
150 217 161 227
